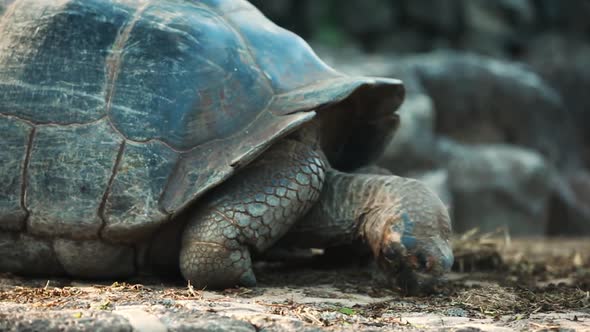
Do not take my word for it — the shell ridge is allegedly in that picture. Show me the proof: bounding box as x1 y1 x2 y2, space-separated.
97 140 127 240
0 113 109 127
159 152 186 215
0 113 37 127
0 79 107 125
185 97 273 151
97 3 208 157
0 79 105 104
103 1 153 118
273 77 352 98
19 126 36 233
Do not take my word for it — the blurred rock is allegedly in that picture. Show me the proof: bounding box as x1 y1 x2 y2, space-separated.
435 139 551 235
412 169 453 213
379 93 437 173
409 53 589 235
331 50 582 169
375 29 436 54
307 0 397 50
549 171 590 235
249 0 291 17
533 0 590 35
248 0 311 38
408 52 580 169
462 0 535 34
336 0 395 38
461 0 530 56
526 35 590 167
405 0 462 35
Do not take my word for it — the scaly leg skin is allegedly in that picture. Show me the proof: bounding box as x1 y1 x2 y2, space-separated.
179 139 325 289
282 169 454 293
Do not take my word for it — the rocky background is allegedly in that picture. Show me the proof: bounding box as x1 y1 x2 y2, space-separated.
252 0 590 236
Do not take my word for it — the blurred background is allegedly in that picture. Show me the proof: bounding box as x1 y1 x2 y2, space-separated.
251 0 590 236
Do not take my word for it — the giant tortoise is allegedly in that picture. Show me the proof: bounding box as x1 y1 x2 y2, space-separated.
0 0 453 289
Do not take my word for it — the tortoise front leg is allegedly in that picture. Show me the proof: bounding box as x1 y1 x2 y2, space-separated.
179 139 325 289
282 169 453 281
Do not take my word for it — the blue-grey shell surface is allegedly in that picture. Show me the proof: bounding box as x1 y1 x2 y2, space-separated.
0 0 403 243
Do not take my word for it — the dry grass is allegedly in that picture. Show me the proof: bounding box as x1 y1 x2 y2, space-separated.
452 227 509 273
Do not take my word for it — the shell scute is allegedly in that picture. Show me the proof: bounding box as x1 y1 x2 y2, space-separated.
107 2 273 151
102 140 178 242
0 116 31 231
26 120 123 239
0 0 130 124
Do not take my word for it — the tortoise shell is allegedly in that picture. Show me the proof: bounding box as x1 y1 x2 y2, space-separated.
0 0 403 243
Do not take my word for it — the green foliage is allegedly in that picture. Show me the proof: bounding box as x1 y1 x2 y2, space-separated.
314 23 349 48
338 307 357 315
309 1 350 48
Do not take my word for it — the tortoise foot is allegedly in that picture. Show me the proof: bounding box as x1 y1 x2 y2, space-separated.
179 236 256 289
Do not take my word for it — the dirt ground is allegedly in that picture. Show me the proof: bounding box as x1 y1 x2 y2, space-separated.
1 234 589 332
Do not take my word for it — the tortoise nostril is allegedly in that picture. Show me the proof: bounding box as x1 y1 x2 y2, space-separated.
417 253 430 271
383 242 405 261
407 254 420 269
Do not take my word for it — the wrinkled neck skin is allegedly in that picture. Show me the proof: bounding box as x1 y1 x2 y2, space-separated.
288 166 454 277
291 171 429 248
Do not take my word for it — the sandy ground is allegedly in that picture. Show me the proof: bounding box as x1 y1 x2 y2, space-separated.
1 236 589 332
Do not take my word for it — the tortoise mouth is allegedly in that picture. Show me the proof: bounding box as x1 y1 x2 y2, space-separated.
317 83 403 172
